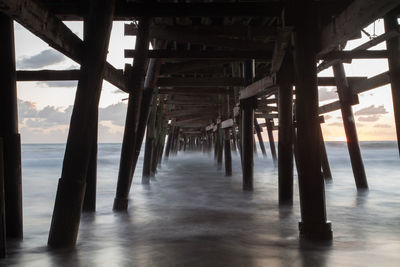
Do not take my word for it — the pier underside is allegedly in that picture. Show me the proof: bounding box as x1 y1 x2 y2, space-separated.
0 0 399 255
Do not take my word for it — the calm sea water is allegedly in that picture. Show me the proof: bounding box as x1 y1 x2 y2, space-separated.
1 142 400 266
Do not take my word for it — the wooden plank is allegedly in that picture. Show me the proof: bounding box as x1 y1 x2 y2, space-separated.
318 27 400 72
317 76 367 86
239 75 277 100
159 88 232 95
221 119 234 129
158 77 244 87
270 27 293 73
125 49 273 59
160 60 232 75
125 23 277 38
17 68 126 92
353 71 390 94
126 24 273 50
319 0 400 56
318 100 342 114
0 0 127 92
45 2 284 19
321 50 388 60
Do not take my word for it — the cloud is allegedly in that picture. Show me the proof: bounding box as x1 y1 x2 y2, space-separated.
17 49 66 69
374 123 392 128
354 105 388 116
319 87 337 102
328 122 343 127
17 99 127 143
37 81 78 88
358 115 380 122
99 102 127 126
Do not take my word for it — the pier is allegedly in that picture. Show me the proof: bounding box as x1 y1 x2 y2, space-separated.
0 0 399 256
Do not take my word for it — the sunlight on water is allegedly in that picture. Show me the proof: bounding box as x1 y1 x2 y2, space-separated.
1 142 400 266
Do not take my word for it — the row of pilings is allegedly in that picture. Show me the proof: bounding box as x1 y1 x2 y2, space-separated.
0 0 400 255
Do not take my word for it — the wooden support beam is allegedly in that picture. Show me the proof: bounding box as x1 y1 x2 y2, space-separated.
319 124 332 180
223 95 232 176
254 119 267 157
294 0 332 241
0 14 22 240
158 77 244 87
321 50 388 60
317 76 367 87
160 60 231 75
353 71 390 94
129 41 166 187
125 49 273 60
126 24 273 50
384 11 400 156
239 75 277 100
318 27 400 72
266 119 277 162
82 19 97 213
241 60 255 191
113 18 151 211
48 0 115 248
333 62 368 189
277 55 294 205
0 0 127 93
47 2 284 19
318 0 400 56
0 138 6 257
159 88 231 95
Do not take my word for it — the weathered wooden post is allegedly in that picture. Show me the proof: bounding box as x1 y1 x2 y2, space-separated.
333 63 368 189
142 94 158 184
384 10 400 156
241 60 255 190
113 18 151 211
0 138 6 257
82 18 97 212
48 0 115 247
223 95 232 176
254 119 267 156
266 118 277 162
217 127 223 169
0 13 22 239
164 127 173 160
319 122 332 180
277 55 294 205
294 0 332 240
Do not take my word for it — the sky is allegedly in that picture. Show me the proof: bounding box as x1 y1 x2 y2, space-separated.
13 19 398 143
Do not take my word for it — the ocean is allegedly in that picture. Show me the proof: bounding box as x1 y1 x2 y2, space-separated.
1 141 400 266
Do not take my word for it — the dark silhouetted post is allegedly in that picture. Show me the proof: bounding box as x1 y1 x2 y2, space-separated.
277 55 294 205
241 59 255 190
113 18 151 211
333 63 368 189
384 11 400 156
294 0 332 240
48 0 115 248
0 13 22 239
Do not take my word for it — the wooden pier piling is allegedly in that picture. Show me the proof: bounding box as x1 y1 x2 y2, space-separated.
333 63 368 189
266 118 277 162
241 60 255 191
277 55 294 205
319 123 332 180
48 0 116 247
113 18 151 211
294 0 332 240
254 119 267 157
0 13 23 239
384 10 400 156
223 95 232 176
0 138 6 257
